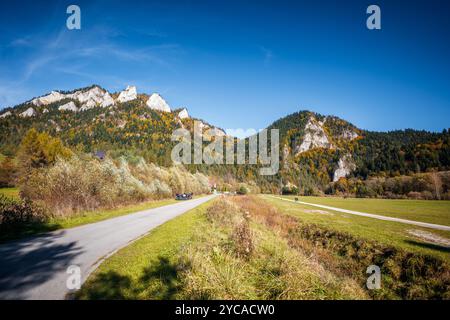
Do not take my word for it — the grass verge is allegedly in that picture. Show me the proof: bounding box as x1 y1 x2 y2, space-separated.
280 195 450 226
263 195 450 261
75 200 211 299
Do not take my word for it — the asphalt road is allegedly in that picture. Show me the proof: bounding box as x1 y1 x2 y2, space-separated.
0 195 215 300
270 196 450 231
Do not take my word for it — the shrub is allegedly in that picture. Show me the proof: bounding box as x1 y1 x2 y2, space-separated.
20 155 210 215
237 185 249 195
231 219 254 259
0 194 48 237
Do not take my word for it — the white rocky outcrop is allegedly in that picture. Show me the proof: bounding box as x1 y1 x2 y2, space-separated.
340 129 358 140
79 99 97 111
178 108 189 119
70 86 115 110
295 117 332 154
32 86 115 111
146 93 171 112
58 101 78 112
32 91 66 106
20 107 36 117
333 154 356 182
0 111 12 118
117 86 137 103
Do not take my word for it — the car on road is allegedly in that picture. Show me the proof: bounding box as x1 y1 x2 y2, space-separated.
175 193 193 200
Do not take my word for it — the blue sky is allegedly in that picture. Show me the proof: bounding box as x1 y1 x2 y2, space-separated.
0 0 449 133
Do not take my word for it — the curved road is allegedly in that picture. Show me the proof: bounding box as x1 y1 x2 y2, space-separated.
0 195 215 300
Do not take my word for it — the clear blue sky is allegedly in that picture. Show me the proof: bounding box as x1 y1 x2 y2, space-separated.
0 0 449 133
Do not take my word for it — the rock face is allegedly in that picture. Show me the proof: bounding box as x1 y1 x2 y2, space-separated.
70 86 114 110
117 86 137 103
146 93 171 112
295 117 332 154
32 91 66 106
178 108 189 119
340 129 358 140
0 111 12 118
20 107 36 117
58 101 78 112
31 86 114 110
333 154 356 182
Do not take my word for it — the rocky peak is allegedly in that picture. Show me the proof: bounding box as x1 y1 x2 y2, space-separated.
295 116 332 154
117 85 137 103
31 86 114 111
32 91 65 106
69 86 114 110
178 108 189 119
146 93 171 112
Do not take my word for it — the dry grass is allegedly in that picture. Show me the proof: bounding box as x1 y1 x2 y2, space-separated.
176 196 367 300
241 196 450 300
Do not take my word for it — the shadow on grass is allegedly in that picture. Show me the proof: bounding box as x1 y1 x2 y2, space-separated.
405 240 450 254
75 256 184 300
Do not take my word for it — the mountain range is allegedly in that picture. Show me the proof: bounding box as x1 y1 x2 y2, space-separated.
1 84 449 194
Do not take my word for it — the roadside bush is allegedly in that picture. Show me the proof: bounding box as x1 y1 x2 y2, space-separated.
20 155 210 216
0 194 49 237
237 185 249 195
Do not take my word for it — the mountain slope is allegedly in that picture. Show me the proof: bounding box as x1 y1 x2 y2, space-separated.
1 85 449 194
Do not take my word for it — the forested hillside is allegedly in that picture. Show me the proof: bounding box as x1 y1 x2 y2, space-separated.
1 85 449 198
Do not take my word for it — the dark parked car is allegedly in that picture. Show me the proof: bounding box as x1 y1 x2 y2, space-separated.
175 193 193 200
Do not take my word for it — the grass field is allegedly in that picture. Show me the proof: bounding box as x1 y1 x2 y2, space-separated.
280 195 450 226
262 195 450 261
0 187 20 199
77 195 449 300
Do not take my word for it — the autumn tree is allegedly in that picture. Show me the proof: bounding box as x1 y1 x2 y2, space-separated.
17 128 72 180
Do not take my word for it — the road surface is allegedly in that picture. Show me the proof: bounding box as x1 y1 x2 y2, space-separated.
0 195 215 300
270 196 450 231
